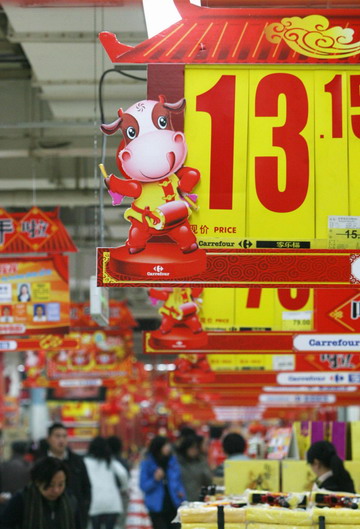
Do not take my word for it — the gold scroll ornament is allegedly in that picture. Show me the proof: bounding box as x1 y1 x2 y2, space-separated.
265 15 360 59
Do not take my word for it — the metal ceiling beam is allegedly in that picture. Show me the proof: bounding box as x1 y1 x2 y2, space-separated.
0 147 108 158
1 188 98 206
7 30 145 44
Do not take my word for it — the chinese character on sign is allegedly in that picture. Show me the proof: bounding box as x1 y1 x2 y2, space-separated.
21 219 49 239
351 301 360 320
200 225 209 235
0 219 14 246
320 353 354 370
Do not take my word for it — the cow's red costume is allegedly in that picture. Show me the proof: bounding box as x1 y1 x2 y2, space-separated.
101 96 200 254
149 287 203 334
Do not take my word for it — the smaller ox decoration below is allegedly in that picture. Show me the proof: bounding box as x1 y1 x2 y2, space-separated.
101 96 201 257
147 287 208 349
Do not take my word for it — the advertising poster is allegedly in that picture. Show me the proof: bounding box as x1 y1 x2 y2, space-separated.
47 331 134 380
225 460 280 494
0 256 70 335
315 288 360 332
201 287 313 331
70 300 137 331
97 5 360 288
282 460 360 494
282 461 316 492
294 421 347 460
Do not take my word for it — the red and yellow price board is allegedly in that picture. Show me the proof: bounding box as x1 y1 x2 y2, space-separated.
201 287 313 331
184 66 360 246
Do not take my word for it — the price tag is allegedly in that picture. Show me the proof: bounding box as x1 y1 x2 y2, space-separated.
328 216 360 249
282 310 313 331
185 67 360 245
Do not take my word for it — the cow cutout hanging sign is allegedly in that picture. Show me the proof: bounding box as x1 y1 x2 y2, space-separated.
97 1 360 288
147 286 208 349
100 96 206 280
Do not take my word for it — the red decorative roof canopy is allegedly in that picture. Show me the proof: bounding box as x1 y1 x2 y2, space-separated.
100 0 360 65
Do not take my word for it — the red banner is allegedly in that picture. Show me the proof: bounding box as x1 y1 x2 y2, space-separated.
0 335 78 352
0 207 77 254
47 331 134 380
170 370 360 388
316 288 360 332
70 300 137 330
0 256 70 335
98 248 358 288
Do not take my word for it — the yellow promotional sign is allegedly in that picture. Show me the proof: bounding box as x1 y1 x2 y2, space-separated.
225 460 280 494
184 66 360 248
207 354 295 372
282 460 316 492
282 460 360 494
348 73 360 218
201 288 313 331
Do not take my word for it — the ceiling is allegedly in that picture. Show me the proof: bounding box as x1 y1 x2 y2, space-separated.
1 0 358 318
0 0 154 319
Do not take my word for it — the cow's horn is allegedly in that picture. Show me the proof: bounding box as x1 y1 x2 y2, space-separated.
163 98 186 112
100 116 123 135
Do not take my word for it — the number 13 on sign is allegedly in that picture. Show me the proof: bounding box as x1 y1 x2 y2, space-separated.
184 67 360 243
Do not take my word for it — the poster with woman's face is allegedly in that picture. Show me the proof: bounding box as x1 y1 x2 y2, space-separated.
17 283 31 303
0 257 70 334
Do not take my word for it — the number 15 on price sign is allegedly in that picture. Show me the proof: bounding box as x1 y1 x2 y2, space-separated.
184 67 360 245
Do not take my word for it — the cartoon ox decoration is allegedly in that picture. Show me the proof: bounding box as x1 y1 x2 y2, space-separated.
101 96 201 256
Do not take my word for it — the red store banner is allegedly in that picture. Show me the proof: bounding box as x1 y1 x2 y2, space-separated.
46 331 134 380
70 300 137 331
0 207 77 254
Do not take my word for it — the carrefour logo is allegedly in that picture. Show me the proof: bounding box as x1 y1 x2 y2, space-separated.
294 334 360 351
146 265 170 277
277 372 360 386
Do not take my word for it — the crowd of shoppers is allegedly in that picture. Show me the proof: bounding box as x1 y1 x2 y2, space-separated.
0 424 130 529
0 424 356 529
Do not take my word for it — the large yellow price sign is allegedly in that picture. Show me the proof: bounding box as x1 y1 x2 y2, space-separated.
184 66 360 244
201 287 313 331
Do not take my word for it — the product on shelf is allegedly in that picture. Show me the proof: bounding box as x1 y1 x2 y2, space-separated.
311 491 360 509
178 489 360 528
248 491 308 509
178 502 246 524
312 507 360 525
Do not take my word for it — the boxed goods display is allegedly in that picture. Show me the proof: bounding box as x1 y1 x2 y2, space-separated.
178 489 360 529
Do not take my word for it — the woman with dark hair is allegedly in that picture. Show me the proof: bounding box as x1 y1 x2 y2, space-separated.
176 436 212 501
0 456 79 529
84 436 128 529
307 440 355 493
140 436 186 529
17 284 31 303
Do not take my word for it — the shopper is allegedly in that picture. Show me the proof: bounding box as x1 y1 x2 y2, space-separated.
107 435 131 475
214 432 248 478
38 422 91 529
176 436 212 501
0 441 31 498
84 436 128 529
0 456 79 529
140 436 186 529
307 440 356 493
